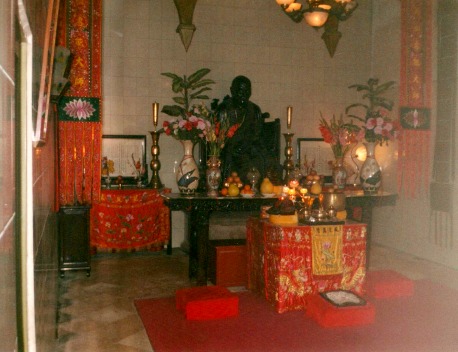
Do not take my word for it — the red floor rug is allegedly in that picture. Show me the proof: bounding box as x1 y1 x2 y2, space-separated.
135 280 458 352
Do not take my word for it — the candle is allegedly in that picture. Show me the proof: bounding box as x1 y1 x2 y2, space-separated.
282 186 289 195
83 145 85 157
74 146 76 160
287 106 292 129
153 102 159 126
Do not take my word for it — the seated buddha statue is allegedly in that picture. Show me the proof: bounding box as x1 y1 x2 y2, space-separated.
213 75 281 184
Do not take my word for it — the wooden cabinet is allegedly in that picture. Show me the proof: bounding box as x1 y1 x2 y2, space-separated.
58 205 91 277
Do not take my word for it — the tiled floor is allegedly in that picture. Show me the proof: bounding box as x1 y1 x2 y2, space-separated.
55 245 458 352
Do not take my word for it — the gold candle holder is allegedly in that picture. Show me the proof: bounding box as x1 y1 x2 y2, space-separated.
149 102 163 189
149 130 163 189
283 132 295 183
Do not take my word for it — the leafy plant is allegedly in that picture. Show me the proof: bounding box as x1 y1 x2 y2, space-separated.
345 78 396 122
345 78 399 145
161 68 215 117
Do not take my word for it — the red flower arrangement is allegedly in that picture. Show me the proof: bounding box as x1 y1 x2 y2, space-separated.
319 114 360 158
162 112 207 142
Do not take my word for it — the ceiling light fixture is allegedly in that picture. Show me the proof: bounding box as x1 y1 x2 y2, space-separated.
275 0 358 57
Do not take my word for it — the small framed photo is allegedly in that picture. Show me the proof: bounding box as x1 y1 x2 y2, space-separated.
296 138 334 177
101 135 148 185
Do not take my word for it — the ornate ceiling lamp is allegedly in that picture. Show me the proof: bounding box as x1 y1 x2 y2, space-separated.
275 0 358 57
173 0 198 52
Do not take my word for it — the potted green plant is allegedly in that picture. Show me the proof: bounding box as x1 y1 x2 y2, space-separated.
161 68 215 117
345 78 398 145
345 78 396 120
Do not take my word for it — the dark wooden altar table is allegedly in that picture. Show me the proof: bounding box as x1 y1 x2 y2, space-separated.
162 191 397 286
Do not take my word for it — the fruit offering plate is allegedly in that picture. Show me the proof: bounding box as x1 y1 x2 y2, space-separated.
240 193 255 198
261 193 276 198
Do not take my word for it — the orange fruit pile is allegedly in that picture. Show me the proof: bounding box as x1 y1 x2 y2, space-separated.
240 184 254 195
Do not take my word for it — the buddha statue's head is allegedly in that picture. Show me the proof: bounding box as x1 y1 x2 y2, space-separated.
230 75 252 108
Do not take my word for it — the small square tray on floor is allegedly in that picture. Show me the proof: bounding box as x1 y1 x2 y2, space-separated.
320 290 367 307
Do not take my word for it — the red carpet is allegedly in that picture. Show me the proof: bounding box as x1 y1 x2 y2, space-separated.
135 280 458 352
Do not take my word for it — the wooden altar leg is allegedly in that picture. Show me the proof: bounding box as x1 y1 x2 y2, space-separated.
196 209 210 286
167 210 172 255
188 208 211 285
188 211 198 279
360 205 373 267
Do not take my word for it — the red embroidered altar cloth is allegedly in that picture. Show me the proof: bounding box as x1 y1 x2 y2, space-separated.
90 189 170 252
247 218 367 313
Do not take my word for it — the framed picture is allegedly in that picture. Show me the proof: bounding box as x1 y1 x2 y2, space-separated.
33 0 60 147
101 135 148 185
296 138 334 177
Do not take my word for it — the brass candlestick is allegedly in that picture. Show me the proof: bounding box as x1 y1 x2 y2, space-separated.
283 132 295 183
149 102 163 189
149 130 163 189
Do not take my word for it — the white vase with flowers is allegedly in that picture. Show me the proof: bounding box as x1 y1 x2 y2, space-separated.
346 78 400 194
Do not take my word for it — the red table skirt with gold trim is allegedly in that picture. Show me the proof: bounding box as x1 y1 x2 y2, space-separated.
247 218 367 313
90 189 170 253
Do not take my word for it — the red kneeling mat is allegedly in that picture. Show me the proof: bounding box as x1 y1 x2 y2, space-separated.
306 293 375 327
176 286 239 320
366 270 415 299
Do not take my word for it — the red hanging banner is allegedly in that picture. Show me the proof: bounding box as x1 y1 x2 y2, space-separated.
56 0 102 206
397 0 432 198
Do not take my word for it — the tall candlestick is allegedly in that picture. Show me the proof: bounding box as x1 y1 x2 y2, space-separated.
149 130 164 189
153 102 159 127
283 132 295 183
287 106 292 129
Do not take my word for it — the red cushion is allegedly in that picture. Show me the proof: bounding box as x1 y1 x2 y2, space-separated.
306 294 375 327
176 286 239 320
366 270 415 299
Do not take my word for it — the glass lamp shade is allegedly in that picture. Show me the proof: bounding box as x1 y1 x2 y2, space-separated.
276 0 295 6
286 3 302 12
304 9 329 27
